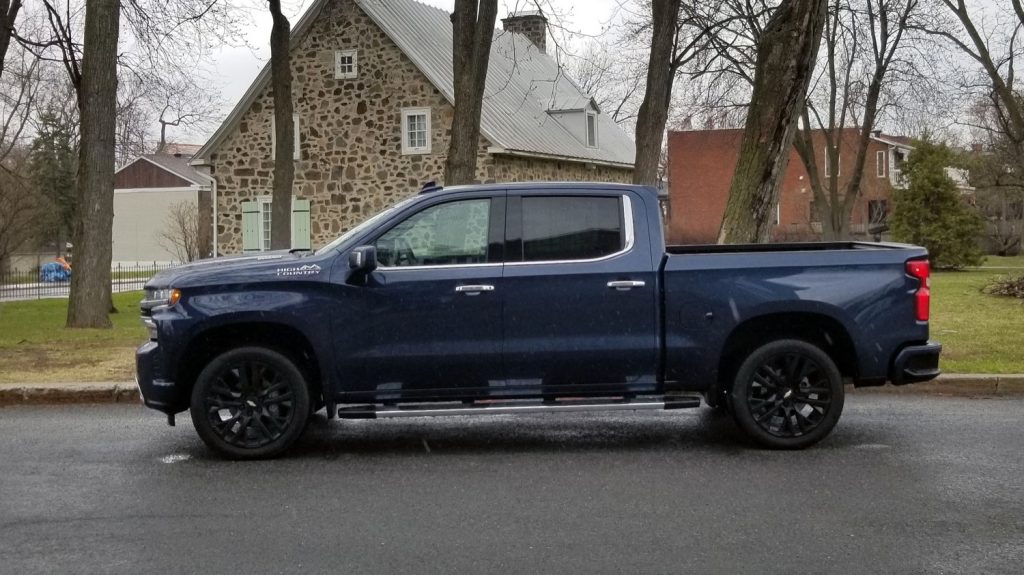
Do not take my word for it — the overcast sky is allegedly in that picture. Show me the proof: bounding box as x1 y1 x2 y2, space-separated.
188 0 626 144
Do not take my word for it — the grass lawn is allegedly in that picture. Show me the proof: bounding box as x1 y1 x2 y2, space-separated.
0 291 146 384
931 255 1024 374
0 256 1022 384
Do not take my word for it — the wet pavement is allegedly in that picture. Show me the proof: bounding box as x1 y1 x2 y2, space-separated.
1 395 1022 574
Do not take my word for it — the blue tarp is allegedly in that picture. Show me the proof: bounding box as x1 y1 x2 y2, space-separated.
39 262 71 282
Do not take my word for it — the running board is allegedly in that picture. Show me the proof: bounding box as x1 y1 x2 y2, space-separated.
337 395 701 419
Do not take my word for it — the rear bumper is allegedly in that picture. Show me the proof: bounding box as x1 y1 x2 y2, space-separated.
890 341 942 385
136 341 187 414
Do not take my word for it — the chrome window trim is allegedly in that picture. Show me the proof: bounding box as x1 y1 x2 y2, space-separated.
379 262 502 271
505 194 634 267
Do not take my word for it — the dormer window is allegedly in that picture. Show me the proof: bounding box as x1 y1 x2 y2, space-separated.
585 111 598 148
335 49 358 79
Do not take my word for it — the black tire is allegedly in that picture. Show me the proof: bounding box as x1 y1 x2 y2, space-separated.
729 339 844 449
189 346 311 460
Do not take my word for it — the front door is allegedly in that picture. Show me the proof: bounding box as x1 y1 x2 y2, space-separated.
333 193 505 402
501 191 659 396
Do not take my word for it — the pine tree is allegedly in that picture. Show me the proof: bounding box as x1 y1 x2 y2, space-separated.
28 111 78 258
890 141 984 269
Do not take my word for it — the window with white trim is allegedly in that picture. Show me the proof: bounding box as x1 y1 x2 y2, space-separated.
585 111 598 148
335 49 358 79
824 147 840 177
401 108 431 155
270 114 301 160
876 150 886 177
259 197 273 251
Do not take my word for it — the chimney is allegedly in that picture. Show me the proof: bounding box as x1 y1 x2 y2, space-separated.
502 11 547 54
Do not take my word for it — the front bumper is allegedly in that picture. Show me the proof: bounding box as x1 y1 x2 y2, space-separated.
890 341 942 385
136 341 187 414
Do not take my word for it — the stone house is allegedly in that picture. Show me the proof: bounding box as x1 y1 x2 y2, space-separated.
191 0 636 254
666 128 915 244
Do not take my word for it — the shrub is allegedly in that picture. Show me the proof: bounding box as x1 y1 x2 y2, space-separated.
890 140 984 269
981 274 1024 299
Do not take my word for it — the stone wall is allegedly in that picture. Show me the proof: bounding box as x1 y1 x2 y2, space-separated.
209 0 632 254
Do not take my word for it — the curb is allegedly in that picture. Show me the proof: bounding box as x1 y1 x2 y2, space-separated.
2 374 1024 406
0 382 140 406
849 374 1024 397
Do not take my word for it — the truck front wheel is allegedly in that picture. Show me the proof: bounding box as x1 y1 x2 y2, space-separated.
189 347 312 460
729 339 844 449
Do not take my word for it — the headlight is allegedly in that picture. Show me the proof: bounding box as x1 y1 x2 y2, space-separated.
142 288 181 308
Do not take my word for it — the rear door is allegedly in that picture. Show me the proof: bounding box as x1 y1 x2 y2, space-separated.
501 190 659 396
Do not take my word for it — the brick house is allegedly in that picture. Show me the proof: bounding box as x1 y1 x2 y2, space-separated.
190 0 635 255
666 128 913 244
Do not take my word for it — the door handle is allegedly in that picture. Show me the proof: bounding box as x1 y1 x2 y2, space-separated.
607 280 645 290
455 284 495 295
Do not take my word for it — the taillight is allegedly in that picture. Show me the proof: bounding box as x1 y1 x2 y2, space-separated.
906 260 930 321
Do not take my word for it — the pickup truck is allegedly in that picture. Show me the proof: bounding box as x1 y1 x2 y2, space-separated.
138 182 941 459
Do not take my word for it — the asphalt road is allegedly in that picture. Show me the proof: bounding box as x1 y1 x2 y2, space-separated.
1 395 1022 574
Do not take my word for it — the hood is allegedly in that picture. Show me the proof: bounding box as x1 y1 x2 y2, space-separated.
146 250 331 289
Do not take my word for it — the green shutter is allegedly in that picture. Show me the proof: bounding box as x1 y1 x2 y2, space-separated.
242 201 261 252
291 198 311 250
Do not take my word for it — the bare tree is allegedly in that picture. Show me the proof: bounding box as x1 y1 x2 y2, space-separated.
633 0 682 186
159 200 206 262
0 0 22 80
66 0 119 328
444 0 498 185
0 149 34 271
718 0 827 243
914 1 1024 172
793 0 920 240
268 0 293 250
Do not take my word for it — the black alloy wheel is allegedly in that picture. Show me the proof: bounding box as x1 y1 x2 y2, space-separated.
190 347 311 459
730 339 844 449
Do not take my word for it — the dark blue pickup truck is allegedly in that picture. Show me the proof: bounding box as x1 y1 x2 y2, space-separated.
138 182 940 459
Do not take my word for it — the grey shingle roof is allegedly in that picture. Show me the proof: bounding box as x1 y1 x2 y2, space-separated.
142 153 214 186
193 0 634 168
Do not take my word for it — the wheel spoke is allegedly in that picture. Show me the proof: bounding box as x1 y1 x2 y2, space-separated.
262 392 293 406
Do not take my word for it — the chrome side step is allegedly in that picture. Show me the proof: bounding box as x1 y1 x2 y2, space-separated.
337 395 701 420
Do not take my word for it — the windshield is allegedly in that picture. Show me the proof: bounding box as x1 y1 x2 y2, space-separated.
315 195 421 255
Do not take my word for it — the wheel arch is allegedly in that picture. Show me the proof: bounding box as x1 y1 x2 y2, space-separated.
176 320 324 405
716 311 859 388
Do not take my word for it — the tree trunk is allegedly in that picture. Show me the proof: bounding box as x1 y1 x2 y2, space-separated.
718 0 827 244
632 0 681 186
0 0 22 80
66 0 119 329
268 0 293 250
444 0 498 186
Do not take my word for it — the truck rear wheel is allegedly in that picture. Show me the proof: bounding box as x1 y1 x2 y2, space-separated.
189 347 311 460
729 339 844 449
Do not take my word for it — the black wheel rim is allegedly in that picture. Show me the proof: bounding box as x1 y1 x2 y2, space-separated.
203 360 296 449
747 352 833 438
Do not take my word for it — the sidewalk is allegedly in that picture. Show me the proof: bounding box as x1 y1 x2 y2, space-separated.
2 374 1023 406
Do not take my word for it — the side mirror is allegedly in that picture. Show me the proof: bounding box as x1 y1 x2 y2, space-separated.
348 245 378 274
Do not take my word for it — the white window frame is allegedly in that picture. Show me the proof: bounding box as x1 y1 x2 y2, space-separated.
824 146 840 177
258 196 273 252
401 108 432 155
271 114 301 161
334 49 358 80
585 111 598 148
876 150 886 178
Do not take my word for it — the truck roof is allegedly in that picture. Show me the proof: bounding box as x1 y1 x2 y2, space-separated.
422 181 660 200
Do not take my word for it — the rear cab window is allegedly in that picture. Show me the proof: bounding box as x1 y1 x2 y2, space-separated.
509 195 627 262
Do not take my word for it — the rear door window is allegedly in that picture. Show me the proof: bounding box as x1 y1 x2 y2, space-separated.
520 196 624 262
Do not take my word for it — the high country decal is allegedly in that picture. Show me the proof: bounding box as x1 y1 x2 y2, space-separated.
275 264 322 276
